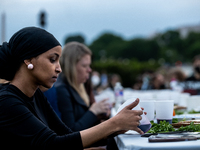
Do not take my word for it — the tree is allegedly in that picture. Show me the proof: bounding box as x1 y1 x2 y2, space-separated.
186 41 200 60
89 33 125 60
184 32 200 61
64 34 85 44
88 29 200 63
89 33 161 62
154 30 185 63
120 38 160 61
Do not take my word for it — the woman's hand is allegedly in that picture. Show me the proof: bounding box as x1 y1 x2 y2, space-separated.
141 107 147 115
112 98 144 134
80 98 144 148
89 99 110 116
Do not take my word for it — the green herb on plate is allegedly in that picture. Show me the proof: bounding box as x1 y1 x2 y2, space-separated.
177 122 200 132
188 110 200 114
172 118 179 123
147 121 175 134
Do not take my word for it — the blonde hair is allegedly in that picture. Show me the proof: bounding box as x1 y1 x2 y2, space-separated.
0 79 9 84
60 42 92 106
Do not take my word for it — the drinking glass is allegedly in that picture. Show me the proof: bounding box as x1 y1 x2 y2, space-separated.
117 98 152 133
155 100 174 124
140 100 155 121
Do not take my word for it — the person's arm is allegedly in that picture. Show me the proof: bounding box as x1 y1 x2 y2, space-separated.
80 98 143 147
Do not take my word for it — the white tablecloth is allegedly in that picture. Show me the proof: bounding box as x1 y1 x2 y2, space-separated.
111 104 200 150
115 133 200 150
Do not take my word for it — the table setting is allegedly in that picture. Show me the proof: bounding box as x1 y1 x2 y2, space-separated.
109 91 200 150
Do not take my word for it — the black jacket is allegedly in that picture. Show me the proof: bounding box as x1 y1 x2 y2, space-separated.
54 73 99 131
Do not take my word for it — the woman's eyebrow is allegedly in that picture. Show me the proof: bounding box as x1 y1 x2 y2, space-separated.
50 53 60 57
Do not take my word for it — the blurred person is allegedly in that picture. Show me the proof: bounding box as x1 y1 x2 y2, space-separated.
133 75 143 90
100 70 108 89
149 73 166 90
85 73 111 125
0 27 144 149
181 55 200 95
91 71 102 95
167 67 186 92
45 42 111 132
187 54 200 81
91 71 101 88
107 73 121 91
140 70 154 90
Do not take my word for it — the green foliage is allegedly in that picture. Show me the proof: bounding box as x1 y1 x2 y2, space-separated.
63 30 200 87
147 121 200 133
188 110 200 114
172 118 179 123
64 34 85 44
156 31 200 62
120 38 160 61
160 30 183 52
147 121 175 133
186 41 200 58
91 59 160 87
88 30 200 64
89 33 125 60
177 122 200 132
63 30 200 64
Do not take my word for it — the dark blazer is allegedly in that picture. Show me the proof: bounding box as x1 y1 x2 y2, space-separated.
53 73 99 131
43 86 61 118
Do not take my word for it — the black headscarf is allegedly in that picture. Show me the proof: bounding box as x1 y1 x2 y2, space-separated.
0 27 61 81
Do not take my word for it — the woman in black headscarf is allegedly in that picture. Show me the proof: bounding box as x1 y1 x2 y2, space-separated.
0 27 143 150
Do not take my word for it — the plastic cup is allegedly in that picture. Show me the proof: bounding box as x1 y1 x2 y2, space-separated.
155 100 174 124
140 100 155 121
117 98 152 133
94 93 114 108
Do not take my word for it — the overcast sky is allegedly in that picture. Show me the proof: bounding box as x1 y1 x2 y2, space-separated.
0 0 200 45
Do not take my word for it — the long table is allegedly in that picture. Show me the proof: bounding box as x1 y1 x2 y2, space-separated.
115 132 200 150
111 108 200 150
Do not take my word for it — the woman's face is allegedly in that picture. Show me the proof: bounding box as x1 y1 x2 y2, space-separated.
31 46 62 88
76 54 92 84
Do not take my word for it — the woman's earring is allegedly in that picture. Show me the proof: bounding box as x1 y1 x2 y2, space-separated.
28 64 34 70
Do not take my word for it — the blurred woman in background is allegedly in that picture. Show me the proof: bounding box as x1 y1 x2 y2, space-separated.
46 42 111 132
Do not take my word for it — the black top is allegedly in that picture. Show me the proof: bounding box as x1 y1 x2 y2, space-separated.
186 75 200 81
53 73 99 131
0 83 83 150
180 75 200 95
